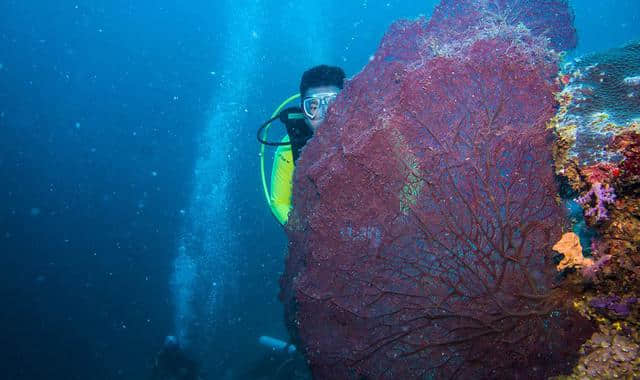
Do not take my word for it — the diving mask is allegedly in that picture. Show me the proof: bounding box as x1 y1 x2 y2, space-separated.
302 92 338 120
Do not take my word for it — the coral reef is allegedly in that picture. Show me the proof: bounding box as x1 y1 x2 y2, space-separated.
550 42 640 379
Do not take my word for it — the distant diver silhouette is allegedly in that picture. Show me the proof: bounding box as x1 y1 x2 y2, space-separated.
149 335 200 380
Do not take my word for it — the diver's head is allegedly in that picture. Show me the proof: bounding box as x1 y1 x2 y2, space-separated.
163 335 180 352
299 65 345 131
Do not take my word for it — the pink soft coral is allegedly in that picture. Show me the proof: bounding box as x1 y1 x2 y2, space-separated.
581 254 613 280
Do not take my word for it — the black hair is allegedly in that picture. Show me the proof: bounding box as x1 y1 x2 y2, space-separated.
299 65 346 98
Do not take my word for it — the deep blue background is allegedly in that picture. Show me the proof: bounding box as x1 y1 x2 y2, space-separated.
1 1 220 378
0 1 638 379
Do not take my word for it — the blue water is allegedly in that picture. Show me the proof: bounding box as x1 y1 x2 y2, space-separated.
0 1 638 379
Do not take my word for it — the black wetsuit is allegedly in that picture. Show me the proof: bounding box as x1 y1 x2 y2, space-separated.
149 347 199 380
279 107 313 162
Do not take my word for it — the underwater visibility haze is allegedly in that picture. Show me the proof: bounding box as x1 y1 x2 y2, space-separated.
1 0 639 379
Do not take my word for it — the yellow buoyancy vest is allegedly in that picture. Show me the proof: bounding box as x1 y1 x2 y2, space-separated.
269 134 295 225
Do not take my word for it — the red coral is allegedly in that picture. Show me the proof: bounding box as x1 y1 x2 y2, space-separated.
581 162 619 184
612 131 640 178
280 2 593 379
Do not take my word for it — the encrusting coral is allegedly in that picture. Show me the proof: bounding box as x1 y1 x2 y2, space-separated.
557 326 640 379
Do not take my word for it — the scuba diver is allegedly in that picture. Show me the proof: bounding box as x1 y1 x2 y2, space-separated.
257 64 346 225
149 335 200 380
251 65 345 378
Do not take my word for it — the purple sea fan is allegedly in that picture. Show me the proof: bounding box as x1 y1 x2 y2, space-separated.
280 0 595 377
576 182 616 221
